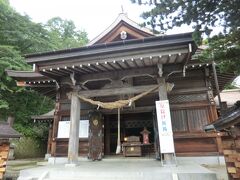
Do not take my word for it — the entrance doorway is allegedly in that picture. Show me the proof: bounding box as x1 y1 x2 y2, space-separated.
104 112 154 156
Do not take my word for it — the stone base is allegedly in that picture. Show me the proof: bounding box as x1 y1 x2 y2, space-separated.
18 159 218 180
44 153 51 160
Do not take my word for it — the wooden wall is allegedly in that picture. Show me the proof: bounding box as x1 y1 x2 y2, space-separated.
0 141 9 179
55 139 89 157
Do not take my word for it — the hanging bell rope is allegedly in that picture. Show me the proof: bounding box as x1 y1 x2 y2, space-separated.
116 108 121 154
76 85 160 110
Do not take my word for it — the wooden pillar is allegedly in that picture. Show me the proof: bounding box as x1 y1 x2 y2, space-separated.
68 91 81 164
158 78 168 100
158 77 173 163
104 115 110 155
47 124 53 154
51 91 60 156
212 61 223 113
216 135 223 155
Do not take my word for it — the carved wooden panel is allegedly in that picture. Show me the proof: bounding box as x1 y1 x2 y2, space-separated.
88 111 103 161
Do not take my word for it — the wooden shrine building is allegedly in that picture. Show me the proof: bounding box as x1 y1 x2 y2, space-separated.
205 101 240 179
7 13 237 163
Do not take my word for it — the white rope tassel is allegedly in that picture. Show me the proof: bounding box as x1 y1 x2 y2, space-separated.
116 108 121 154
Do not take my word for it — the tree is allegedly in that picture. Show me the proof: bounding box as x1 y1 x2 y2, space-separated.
0 0 55 54
45 17 88 49
0 0 89 142
0 44 54 137
131 0 240 74
0 1 89 54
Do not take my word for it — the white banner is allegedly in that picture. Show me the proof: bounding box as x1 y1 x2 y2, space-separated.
57 120 89 138
155 100 175 153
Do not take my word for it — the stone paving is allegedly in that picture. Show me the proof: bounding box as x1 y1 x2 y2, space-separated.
5 157 228 180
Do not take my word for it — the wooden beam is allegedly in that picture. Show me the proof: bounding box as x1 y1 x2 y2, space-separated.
76 66 91 73
174 54 179 64
78 66 158 84
42 70 62 78
102 106 154 114
82 65 97 73
91 64 104 72
123 60 131 68
105 63 117 70
132 59 139 68
72 67 88 74
76 84 207 98
141 58 147 66
99 63 111 71
115 61 124 69
51 69 66 76
78 84 158 97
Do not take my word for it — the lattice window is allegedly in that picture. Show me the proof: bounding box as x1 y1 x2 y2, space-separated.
169 93 207 104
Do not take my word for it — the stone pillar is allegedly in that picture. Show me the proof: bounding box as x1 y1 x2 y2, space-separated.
67 92 81 165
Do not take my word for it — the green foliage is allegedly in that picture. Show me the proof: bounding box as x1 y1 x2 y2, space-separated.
134 0 240 33
0 1 89 144
0 89 54 139
45 17 88 49
0 0 89 54
0 0 54 54
0 1 88 142
224 83 238 90
0 46 29 111
12 137 47 158
132 0 240 74
200 30 240 74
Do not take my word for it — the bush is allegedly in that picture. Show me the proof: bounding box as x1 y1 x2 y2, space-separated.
11 137 47 159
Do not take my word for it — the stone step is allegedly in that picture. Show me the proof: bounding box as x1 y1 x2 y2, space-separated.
17 160 218 180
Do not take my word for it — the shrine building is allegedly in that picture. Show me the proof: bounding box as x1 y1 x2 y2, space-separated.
7 13 237 164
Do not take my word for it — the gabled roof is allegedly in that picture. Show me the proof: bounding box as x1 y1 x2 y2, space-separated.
0 122 21 139
88 13 154 45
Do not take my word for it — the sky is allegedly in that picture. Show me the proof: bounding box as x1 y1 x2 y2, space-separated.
9 0 193 40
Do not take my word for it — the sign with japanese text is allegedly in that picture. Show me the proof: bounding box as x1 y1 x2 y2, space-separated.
57 120 89 138
155 100 175 153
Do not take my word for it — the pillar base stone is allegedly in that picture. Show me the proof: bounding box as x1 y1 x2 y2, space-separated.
65 163 78 167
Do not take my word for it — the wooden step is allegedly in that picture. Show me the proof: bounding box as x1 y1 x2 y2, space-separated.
223 150 237 155
228 167 237 174
235 162 240 168
0 152 8 159
0 167 6 173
